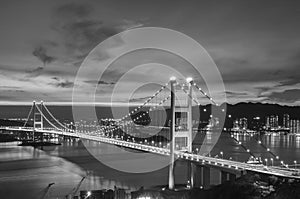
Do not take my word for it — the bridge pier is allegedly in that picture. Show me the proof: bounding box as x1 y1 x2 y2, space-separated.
221 171 228 183
203 166 211 189
39 132 44 141
168 78 176 190
229 173 237 182
193 165 203 188
189 164 240 188
188 161 194 187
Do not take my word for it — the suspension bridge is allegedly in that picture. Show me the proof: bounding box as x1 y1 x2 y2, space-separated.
1 77 299 189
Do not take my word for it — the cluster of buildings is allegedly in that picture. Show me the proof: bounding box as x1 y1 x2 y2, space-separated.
77 187 129 199
265 114 300 133
233 118 248 130
232 114 300 134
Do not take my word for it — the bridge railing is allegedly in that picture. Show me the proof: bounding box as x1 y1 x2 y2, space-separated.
2 126 300 178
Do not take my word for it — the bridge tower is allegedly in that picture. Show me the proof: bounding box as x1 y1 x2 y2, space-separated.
33 101 44 131
32 100 44 142
173 77 193 152
169 77 194 189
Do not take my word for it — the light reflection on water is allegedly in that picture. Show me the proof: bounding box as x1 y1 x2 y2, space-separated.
194 132 300 165
0 141 137 199
0 133 299 198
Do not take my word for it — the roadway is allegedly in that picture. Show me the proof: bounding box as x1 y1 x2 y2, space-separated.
1 126 300 180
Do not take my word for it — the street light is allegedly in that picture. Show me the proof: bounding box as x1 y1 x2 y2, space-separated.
294 160 297 169
85 191 91 199
220 151 224 159
270 158 273 166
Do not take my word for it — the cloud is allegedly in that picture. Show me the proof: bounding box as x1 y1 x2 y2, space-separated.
54 2 92 18
84 80 115 85
32 46 56 66
0 86 21 89
215 57 250 70
52 80 74 88
266 89 300 103
51 3 143 65
0 89 26 102
28 44 56 78
278 76 300 87
0 95 16 101
225 91 248 96
25 66 44 78
129 96 152 103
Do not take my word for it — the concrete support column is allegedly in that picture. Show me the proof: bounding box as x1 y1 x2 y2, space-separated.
221 171 228 183
229 173 236 182
40 101 44 130
33 101 36 142
194 165 202 188
168 78 176 190
203 166 211 189
188 162 196 187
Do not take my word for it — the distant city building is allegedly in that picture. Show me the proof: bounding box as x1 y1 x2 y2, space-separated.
250 116 263 131
239 118 248 130
114 187 127 199
266 115 279 129
289 119 300 134
283 114 290 128
208 117 220 128
233 117 248 130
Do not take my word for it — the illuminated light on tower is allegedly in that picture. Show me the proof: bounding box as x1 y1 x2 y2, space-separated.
170 76 176 81
186 77 193 83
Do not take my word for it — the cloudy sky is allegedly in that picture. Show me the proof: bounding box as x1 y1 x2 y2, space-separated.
0 0 299 105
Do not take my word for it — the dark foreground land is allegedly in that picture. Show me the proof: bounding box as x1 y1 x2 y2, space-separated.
132 174 300 199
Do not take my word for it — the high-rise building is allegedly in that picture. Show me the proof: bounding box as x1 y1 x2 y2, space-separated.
283 114 290 128
266 115 279 129
233 118 248 130
239 118 248 130
289 119 300 133
233 119 239 129
250 116 263 131
266 117 270 128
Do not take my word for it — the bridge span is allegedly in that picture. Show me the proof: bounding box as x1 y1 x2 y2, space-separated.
1 126 300 183
1 77 299 189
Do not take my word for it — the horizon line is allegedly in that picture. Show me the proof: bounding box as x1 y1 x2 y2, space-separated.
0 101 299 107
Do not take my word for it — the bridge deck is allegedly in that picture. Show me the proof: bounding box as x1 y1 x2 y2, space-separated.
1 126 300 180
